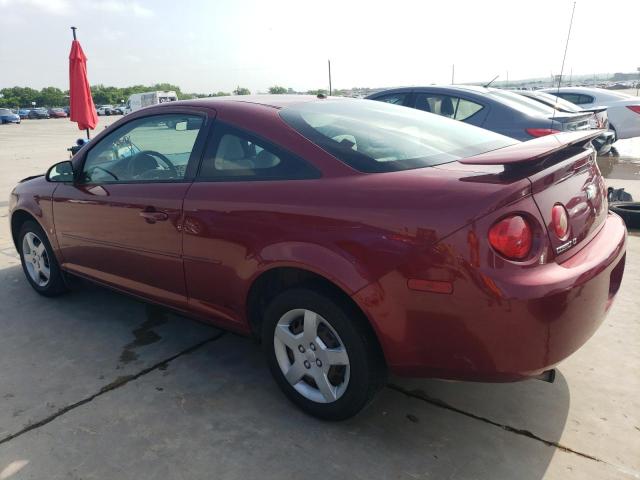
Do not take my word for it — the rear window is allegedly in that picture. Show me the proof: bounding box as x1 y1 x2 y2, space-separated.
538 92 582 112
279 99 517 173
487 90 556 116
0 109 11 115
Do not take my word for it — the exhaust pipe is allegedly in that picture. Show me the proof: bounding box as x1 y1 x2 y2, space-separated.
535 369 556 383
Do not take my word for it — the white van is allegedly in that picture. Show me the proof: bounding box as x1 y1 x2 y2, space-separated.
124 90 178 114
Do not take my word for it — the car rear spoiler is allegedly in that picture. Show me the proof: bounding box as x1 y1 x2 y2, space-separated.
581 106 607 114
551 112 594 124
459 130 603 166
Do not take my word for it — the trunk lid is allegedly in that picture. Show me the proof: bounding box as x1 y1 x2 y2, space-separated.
461 131 608 260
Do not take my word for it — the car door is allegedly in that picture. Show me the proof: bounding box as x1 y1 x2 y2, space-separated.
53 109 210 308
412 91 488 127
181 122 320 331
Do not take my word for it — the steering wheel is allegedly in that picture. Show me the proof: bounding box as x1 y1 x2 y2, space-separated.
89 165 119 181
127 150 178 179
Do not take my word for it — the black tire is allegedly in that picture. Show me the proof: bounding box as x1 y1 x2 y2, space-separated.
18 220 68 296
610 202 640 230
262 287 386 420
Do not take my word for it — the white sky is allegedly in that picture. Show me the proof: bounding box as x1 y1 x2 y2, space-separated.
1 0 639 93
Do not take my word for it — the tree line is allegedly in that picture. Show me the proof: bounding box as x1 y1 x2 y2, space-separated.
0 83 203 108
0 83 344 108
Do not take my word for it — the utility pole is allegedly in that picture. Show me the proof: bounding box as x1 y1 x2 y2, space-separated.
328 59 332 96
506 70 509 89
451 64 455 84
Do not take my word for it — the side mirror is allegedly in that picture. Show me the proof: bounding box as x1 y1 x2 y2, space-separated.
46 161 75 182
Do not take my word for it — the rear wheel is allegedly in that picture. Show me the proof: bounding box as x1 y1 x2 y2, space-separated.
18 221 68 296
262 287 386 420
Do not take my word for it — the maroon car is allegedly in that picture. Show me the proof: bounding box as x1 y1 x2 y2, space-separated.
48 108 68 118
9 96 626 420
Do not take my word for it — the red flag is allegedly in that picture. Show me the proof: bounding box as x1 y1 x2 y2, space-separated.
69 40 98 131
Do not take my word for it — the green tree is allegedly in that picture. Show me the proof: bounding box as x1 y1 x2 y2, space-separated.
36 86 66 107
268 85 287 94
233 86 251 95
0 86 40 108
306 89 328 97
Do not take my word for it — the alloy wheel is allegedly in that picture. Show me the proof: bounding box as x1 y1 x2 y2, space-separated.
22 232 51 287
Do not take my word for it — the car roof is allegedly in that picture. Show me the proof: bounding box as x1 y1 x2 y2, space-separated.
542 87 604 93
369 85 514 96
540 86 632 99
171 94 324 111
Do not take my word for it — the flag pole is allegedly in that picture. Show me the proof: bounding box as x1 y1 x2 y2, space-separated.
70 26 90 139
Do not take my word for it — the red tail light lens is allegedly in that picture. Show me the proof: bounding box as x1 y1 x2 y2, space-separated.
488 215 532 260
551 204 569 239
526 128 561 138
626 105 640 114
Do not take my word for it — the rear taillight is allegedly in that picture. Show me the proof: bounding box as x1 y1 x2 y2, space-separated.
626 105 640 114
488 215 532 260
526 128 561 138
551 204 569 239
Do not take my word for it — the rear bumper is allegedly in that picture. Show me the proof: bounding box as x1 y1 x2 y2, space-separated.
593 131 615 154
354 213 627 381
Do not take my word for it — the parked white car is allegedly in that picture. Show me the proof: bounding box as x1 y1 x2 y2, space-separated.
541 87 640 141
96 105 115 116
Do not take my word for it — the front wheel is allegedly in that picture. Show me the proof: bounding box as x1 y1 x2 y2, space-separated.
18 221 68 296
262 288 386 420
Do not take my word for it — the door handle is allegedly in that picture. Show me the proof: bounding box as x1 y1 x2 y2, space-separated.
139 208 169 224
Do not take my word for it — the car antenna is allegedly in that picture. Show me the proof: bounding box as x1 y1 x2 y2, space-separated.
483 75 499 88
551 1 577 128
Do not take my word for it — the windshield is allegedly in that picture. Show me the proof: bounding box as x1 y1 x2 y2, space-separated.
280 99 518 173
521 91 582 112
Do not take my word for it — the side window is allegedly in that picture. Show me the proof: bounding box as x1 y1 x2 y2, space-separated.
454 98 484 120
372 93 408 106
578 95 594 105
198 127 319 181
415 94 483 121
82 114 203 183
415 94 456 117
